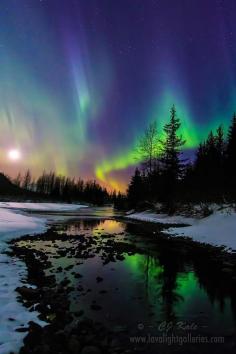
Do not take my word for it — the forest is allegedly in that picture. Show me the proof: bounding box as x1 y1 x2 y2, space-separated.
8 171 110 205
118 105 236 213
4 105 236 211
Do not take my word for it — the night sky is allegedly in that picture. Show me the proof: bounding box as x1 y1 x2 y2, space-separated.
0 0 236 191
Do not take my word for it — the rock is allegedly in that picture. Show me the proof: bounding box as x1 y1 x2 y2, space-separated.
80 346 101 354
74 310 84 317
96 276 103 283
23 322 43 347
65 265 74 271
100 337 109 347
83 334 96 344
68 335 81 354
28 321 43 333
16 286 39 300
74 273 83 278
90 304 102 311
222 267 232 274
34 344 51 354
15 327 28 332
61 279 70 287
116 254 125 261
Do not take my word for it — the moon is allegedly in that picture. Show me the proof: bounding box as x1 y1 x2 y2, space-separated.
8 149 21 161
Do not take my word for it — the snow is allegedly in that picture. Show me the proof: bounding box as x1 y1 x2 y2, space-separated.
0 208 47 244
0 202 87 246
126 207 236 251
164 209 236 251
126 210 195 225
0 254 46 354
0 202 86 354
0 201 87 212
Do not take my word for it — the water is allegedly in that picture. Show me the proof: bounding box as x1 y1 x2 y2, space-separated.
14 213 236 353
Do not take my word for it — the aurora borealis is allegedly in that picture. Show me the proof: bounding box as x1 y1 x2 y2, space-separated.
1 0 236 191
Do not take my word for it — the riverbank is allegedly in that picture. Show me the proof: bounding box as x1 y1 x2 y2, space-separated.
9 223 138 354
126 204 236 251
8 218 236 354
0 202 87 354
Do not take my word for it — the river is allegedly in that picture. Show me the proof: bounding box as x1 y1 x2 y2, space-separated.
11 207 236 354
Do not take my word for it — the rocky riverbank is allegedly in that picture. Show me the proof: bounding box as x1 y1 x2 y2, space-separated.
8 226 139 354
7 219 236 354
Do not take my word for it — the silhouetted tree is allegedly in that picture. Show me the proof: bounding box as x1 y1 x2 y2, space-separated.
225 113 236 198
125 107 236 208
192 127 225 201
127 168 145 208
13 172 22 187
137 122 159 175
32 171 110 204
113 191 127 209
160 105 185 212
22 169 32 190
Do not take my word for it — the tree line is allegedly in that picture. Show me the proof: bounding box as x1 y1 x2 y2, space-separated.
12 171 109 205
124 105 236 213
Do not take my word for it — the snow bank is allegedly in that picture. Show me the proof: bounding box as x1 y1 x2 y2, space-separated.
126 211 195 225
164 209 236 251
126 208 236 251
0 202 87 212
0 202 86 354
0 254 45 354
0 208 47 244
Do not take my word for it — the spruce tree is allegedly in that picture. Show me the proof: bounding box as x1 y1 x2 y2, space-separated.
226 113 236 161
161 106 185 177
191 126 225 201
127 168 145 208
225 113 236 198
215 125 225 199
216 125 224 156
160 105 185 212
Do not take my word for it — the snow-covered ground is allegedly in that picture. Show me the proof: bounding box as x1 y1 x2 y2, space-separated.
0 202 86 354
0 201 87 212
126 211 195 225
0 207 47 243
126 207 236 251
164 209 236 251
